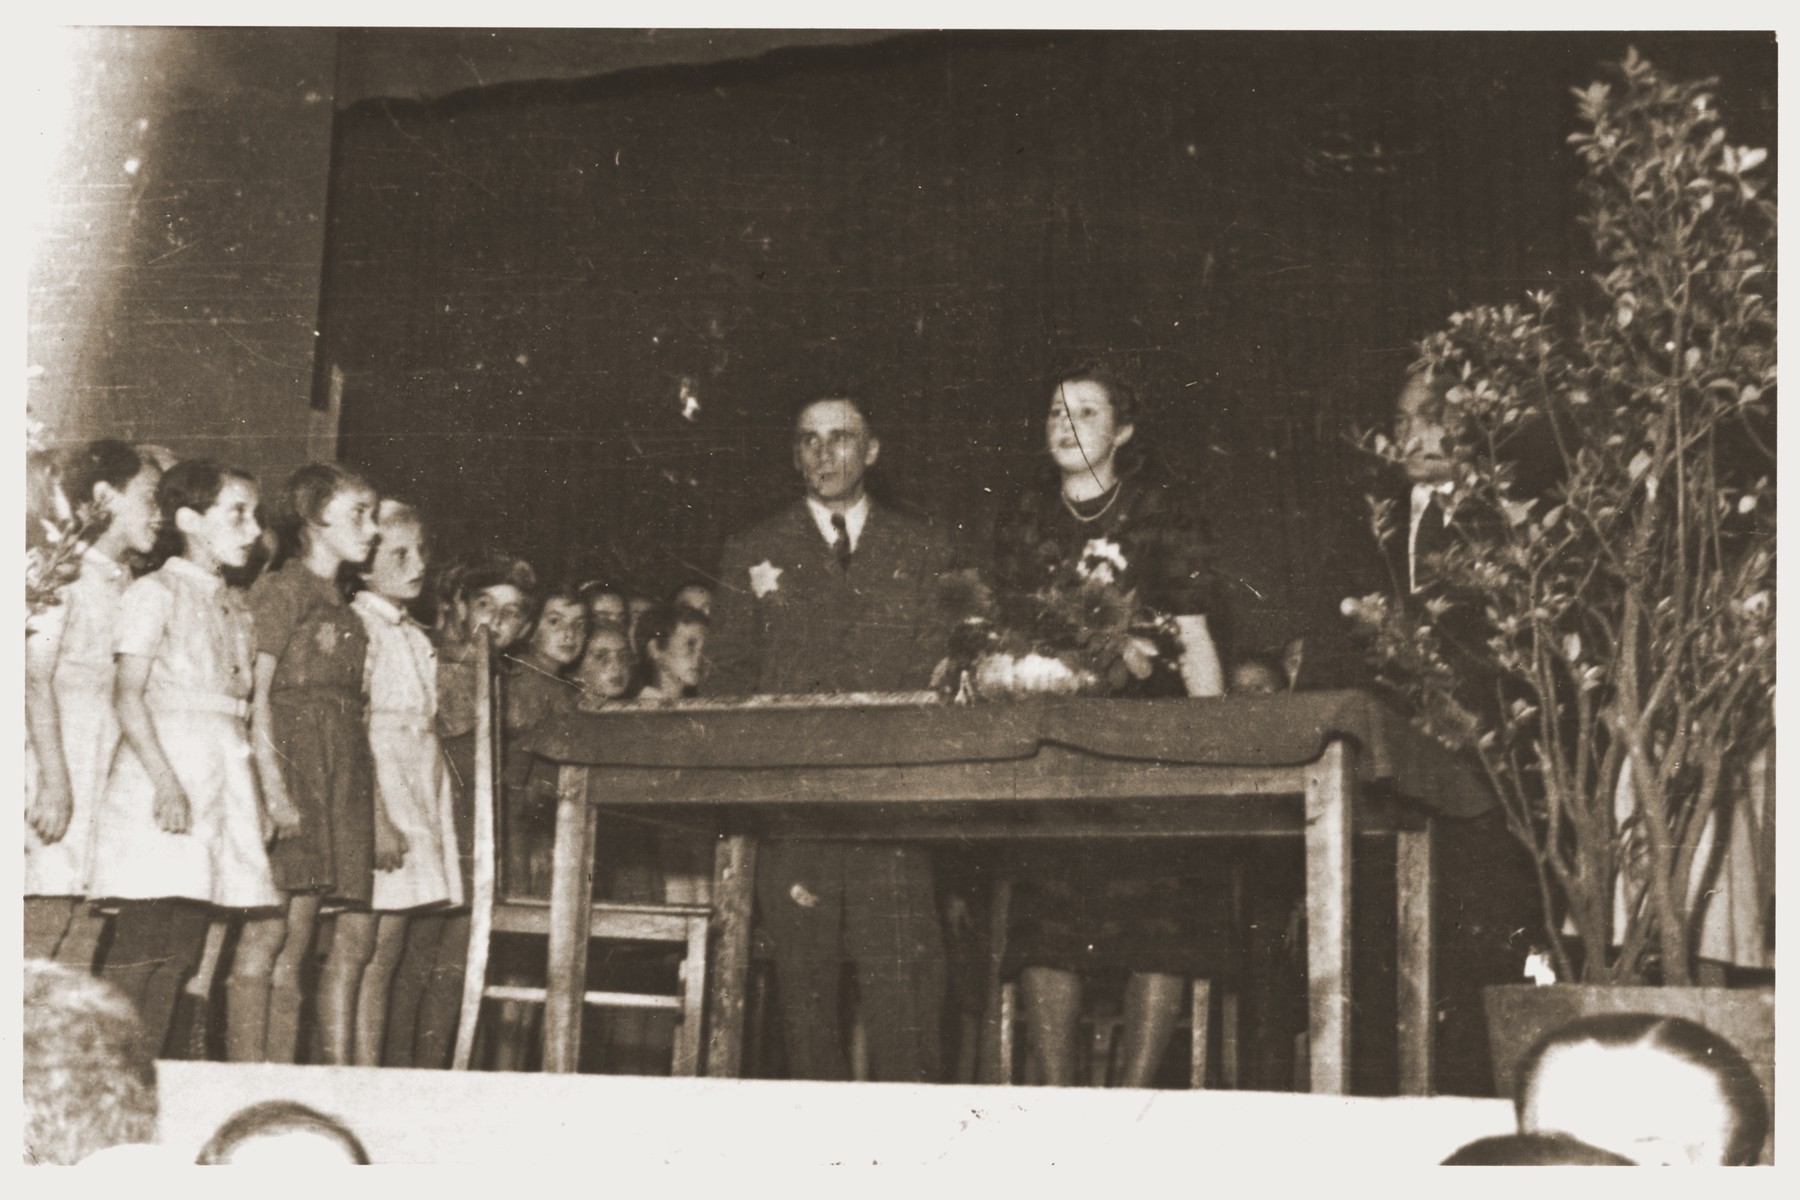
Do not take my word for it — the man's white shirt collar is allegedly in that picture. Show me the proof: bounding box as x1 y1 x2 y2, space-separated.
805 495 869 552
1407 482 1457 595
1409 481 1456 529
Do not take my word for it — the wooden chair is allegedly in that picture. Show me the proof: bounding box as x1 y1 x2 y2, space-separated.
452 629 711 1073
994 975 1239 1088
982 878 1242 1089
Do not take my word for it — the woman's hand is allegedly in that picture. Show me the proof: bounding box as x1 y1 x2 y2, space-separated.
27 775 75 844
153 776 192 835
374 814 409 872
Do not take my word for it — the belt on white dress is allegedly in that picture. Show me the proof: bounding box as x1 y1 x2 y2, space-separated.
149 689 249 719
368 709 435 735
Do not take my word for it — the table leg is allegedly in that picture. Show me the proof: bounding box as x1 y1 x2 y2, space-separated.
543 766 595 1074
705 833 757 1077
1304 739 1352 1094
1396 818 1435 1095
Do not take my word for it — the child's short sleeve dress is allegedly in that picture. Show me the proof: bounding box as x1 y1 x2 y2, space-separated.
248 565 375 905
354 591 463 911
25 547 131 897
88 557 280 909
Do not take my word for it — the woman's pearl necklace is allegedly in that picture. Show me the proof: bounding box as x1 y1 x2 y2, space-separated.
1062 481 1122 523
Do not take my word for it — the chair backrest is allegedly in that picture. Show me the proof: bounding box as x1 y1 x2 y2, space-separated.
469 626 501 913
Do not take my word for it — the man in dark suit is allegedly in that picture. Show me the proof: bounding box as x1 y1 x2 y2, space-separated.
708 394 954 1083
1387 367 1543 1094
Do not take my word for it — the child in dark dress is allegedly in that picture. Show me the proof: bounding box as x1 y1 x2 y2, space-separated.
233 465 383 1064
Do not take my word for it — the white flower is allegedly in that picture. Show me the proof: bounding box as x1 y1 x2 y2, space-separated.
1077 538 1129 584
748 560 783 599
974 653 1018 696
1084 537 1127 569
1013 652 1076 694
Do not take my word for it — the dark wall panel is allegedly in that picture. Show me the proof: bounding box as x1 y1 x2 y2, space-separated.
320 30 1774 676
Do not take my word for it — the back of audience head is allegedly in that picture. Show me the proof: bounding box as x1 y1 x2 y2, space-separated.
1515 1012 1768 1165
195 1100 369 1165
1442 1132 1633 1166
435 552 539 651
24 960 158 1166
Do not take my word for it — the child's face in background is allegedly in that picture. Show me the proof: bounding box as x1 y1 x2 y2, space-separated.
464 584 530 650
650 619 706 692
673 584 713 617
575 627 632 700
532 597 587 667
314 485 380 568
586 592 626 630
363 519 427 604
1229 661 1285 695
182 477 262 571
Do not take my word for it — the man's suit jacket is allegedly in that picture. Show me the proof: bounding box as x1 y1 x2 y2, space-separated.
708 499 954 696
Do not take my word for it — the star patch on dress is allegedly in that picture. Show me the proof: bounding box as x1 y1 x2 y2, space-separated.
748 560 783 598
315 623 341 654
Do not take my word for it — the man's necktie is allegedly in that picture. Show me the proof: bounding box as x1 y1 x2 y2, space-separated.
831 513 852 571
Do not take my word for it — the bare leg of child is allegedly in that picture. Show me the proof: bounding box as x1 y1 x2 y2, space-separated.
413 911 472 1069
1020 966 1082 1086
382 911 442 1066
232 893 322 1063
355 913 410 1067
1115 971 1185 1088
228 909 286 1061
319 909 377 1064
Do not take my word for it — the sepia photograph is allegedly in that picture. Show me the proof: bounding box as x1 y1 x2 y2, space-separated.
20 10 1777 1166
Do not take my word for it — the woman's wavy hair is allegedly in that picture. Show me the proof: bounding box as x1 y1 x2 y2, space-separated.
1037 361 1149 485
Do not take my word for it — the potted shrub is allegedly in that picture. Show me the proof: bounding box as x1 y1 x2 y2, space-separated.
1341 50 1774 1097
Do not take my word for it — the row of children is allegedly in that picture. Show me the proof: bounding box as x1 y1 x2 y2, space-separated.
24 439 717 1069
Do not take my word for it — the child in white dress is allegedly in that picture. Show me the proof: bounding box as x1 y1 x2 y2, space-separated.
25 441 162 965
88 460 278 1058
342 500 463 1064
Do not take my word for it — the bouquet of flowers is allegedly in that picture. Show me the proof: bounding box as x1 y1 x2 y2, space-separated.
25 422 100 622
934 537 1181 702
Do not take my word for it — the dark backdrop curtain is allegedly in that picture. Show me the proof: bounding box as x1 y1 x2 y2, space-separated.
318 30 1773 681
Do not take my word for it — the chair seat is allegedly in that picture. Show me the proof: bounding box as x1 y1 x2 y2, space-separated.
483 984 687 1012
492 897 710 942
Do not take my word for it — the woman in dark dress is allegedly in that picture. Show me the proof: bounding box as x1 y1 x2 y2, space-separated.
996 364 1234 1086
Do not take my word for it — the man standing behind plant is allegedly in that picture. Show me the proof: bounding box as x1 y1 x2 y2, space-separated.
708 394 954 1083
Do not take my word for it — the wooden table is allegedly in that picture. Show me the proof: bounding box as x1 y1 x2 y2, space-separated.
526 691 1492 1094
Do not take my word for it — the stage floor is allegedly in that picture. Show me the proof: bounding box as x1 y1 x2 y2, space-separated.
155 1060 1514 1166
